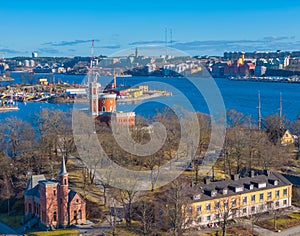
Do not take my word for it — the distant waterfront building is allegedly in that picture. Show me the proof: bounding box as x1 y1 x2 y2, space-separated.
24 60 30 67
32 51 38 58
254 66 267 77
23 156 86 229
223 59 255 77
30 60 35 67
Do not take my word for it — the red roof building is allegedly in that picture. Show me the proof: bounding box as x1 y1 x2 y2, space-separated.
23 156 86 230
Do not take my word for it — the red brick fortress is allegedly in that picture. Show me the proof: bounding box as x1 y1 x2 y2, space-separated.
24 156 86 229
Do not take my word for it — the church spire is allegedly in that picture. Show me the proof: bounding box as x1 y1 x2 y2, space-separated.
59 155 68 176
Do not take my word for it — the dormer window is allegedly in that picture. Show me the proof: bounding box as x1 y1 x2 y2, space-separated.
244 183 254 190
229 184 244 193
204 189 217 197
258 182 266 188
268 179 279 186
216 186 228 195
251 181 266 189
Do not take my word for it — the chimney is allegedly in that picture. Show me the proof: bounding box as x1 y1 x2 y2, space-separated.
204 177 211 185
263 169 270 176
231 174 239 181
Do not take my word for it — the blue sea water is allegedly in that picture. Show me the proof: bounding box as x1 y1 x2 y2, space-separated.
1 73 300 124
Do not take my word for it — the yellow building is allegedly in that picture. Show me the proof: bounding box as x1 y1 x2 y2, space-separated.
38 78 48 85
126 88 143 98
281 129 295 145
186 171 292 227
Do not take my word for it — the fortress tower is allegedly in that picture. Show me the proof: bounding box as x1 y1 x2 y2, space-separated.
89 81 100 116
98 93 116 112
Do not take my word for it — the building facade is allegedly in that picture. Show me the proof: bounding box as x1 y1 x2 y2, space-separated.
24 157 86 229
186 171 292 227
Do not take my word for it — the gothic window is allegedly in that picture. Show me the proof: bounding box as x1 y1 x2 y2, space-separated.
53 211 57 221
29 203 32 213
74 210 77 220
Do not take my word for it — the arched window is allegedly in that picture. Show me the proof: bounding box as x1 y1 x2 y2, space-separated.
74 210 77 220
78 209 82 220
53 211 57 221
64 179 67 185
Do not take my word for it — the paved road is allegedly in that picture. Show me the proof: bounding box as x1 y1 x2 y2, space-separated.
0 221 18 235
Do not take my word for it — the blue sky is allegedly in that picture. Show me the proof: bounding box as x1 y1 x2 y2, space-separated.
1 0 300 57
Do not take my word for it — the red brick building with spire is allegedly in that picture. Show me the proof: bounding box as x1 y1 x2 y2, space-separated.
24 156 86 229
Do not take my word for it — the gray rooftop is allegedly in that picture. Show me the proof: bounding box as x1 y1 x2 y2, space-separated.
25 174 46 191
195 171 292 202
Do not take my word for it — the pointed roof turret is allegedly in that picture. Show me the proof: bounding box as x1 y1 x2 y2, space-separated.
59 155 68 176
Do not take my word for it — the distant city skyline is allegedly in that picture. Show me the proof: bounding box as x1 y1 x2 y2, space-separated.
1 0 300 57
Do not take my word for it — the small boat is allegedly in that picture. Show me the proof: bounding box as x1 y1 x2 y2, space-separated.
116 74 132 78
0 75 14 82
0 99 19 112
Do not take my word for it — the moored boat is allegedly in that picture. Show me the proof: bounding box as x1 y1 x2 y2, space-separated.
0 99 19 111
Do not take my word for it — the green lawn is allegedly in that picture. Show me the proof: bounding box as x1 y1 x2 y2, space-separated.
27 229 80 236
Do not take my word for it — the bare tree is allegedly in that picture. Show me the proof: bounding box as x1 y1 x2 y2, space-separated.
110 182 139 227
162 178 194 236
135 197 155 235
